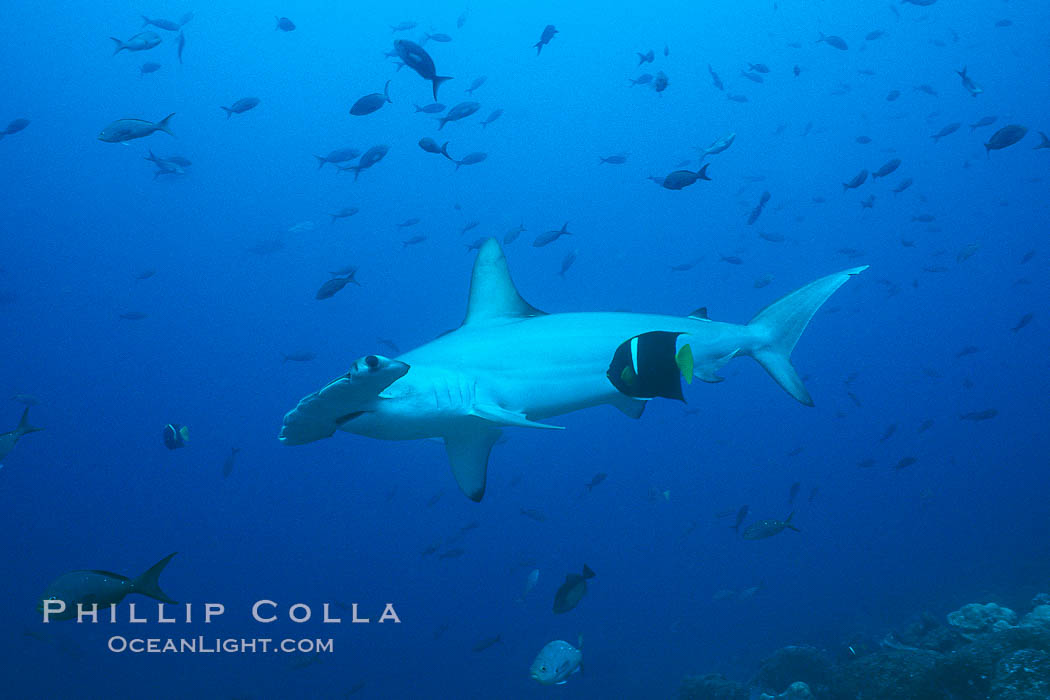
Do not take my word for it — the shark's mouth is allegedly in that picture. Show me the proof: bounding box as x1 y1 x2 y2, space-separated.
606 331 687 401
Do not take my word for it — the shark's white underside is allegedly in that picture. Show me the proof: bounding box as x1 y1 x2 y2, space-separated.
280 238 866 501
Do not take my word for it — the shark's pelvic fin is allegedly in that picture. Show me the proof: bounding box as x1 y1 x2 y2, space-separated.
610 393 647 419
462 238 546 325
445 427 502 502
746 266 867 406
470 404 564 430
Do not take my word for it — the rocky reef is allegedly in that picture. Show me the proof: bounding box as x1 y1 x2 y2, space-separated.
679 595 1050 700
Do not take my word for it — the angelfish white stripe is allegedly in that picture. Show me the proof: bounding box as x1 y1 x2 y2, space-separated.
630 336 639 376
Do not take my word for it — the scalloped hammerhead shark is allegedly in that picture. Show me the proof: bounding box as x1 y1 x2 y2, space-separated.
280 239 865 502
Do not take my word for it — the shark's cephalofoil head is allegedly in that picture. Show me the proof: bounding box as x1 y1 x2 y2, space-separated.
279 355 409 445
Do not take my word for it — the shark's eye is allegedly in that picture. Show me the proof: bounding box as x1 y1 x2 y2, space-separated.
365 355 379 369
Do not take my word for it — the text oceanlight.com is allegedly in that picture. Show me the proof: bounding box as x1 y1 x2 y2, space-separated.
108 637 334 654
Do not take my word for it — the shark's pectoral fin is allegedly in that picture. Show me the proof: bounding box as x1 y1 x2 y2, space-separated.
610 394 647 419
470 404 564 430
445 427 502 502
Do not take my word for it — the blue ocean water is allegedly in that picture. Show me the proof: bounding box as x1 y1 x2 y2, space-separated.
1 1 1048 698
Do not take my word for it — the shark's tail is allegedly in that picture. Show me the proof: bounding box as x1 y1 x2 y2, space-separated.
745 267 867 405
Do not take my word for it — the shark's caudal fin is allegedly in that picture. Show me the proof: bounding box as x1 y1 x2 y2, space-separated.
132 552 178 604
746 266 867 406
445 427 502 502
462 238 546 325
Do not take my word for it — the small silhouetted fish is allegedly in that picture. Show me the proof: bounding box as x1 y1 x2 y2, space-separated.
969 116 996 132
176 31 185 63
985 125 1027 154
2 118 30 137
873 159 901 179
858 458 875 469
222 447 239 478
742 513 799 539
394 39 452 100
708 65 723 90
481 109 503 128
398 218 421 228
731 505 749 533
424 32 452 44
343 145 389 180
472 635 502 652
879 424 897 442
140 62 161 75
1020 250 1036 264
418 137 452 159
720 254 743 265
403 234 427 247
918 419 935 433
141 15 181 31
892 178 913 194
670 258 700 271
727 94 748 103
955 346 979 358
842 169 868 190
282 352 316 363
504 223 526 245
931 123 960 142
847 391 862 408
135 269 156 280
377 338 401 354
860 195 876 208
455 152 487 170
652 72 669 93
599 153 628 165
315 270 359 300
350 81 392 116
437 101 480 130
740 70 764 83
275 16 295 31
955 243 979 263
630 73 653 86
558 251 577 277
553 565 595 614
817 32 848 50
585 472 607 492
753 274 774 288
995 19 1012 27
894 457 916 470
886 90 900 101
439 548 465 559
415 104 446 116
662 164 711 190
221 97 259 119
960 409 997 422
110 31 162 54
420 543 439 557
866 30 886 40
346 681 366 696
391 21 417 33
520 508 547 522
759 232 785 243
466 76 487 95
314 147 360 169
98 114 175 142
533 222 572 247
956 67 982 97
329 207 359 223
856 135 872 144
1011 313 1032 332
788 481 800 506
535 25 558 55
637 49 654 65
119 311 147 320
914 84 937 96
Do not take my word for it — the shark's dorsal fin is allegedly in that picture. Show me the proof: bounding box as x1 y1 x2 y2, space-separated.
688 307 709 320
463 238 545 325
